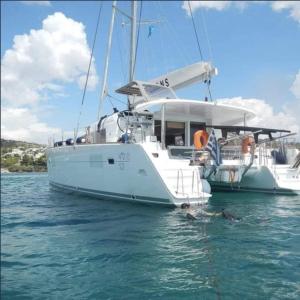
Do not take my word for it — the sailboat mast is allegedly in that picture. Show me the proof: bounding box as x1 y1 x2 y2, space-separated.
129 1 137 82
98 0 117 119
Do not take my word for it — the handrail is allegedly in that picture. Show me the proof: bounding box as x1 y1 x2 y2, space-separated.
175 167 206 201
176 169 184 195
192 169 201 196
241 144 255 178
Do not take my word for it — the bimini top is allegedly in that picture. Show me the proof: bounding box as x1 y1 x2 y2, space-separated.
205 125 291 142
115 81 177 107
134 98 256 125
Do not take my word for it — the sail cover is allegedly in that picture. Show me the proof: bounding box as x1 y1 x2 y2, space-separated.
115 61 217 108
150 61 217 91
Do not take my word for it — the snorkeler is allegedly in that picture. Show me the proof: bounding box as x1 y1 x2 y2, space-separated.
181 203 241 221
221 208 241 221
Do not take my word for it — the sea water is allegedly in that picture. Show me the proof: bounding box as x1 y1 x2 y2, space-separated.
1 173 300 300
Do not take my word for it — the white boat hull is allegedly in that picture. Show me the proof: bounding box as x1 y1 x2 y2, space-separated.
47 143 211 207
209 165 300 195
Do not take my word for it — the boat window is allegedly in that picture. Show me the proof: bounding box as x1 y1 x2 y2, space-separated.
108 158 114 164
155 120 185 147
169 147 194 159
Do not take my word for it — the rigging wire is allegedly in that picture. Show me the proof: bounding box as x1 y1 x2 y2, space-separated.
157 1 190 66
188 1 214 102
106 94 115 109
74 2 103 141
200 9 214 62
116 16 127 82
188 1 203 61
121 16 129 83
132 1 143 78
156 1 172 73
142 2 151 79
107 93 127 105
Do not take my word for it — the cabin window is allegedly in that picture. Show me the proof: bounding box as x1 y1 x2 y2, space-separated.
155 120 185 147
108 158 114 164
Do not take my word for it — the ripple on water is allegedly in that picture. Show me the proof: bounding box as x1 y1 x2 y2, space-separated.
1 173 300 300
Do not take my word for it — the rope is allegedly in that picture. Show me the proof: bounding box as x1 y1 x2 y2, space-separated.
188 1 203 61
75 2 103 141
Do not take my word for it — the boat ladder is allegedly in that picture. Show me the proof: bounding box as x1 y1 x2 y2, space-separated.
176 168 203 198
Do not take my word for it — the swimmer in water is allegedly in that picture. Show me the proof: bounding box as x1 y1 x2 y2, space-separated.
221 208 241 221
181 204 240 221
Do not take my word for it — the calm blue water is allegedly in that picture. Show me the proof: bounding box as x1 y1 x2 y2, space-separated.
1 173 300 300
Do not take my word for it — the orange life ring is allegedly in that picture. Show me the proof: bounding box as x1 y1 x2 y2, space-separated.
242 136 255 154
194 130 209 150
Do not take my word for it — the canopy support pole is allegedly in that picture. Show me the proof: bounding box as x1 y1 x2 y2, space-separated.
161 104 166 149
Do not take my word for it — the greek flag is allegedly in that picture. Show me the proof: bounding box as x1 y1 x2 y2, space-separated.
205 129 221 166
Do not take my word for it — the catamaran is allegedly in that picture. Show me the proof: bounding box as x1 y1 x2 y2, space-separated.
47 1 300 205
47 1 222 207
204 126 300 195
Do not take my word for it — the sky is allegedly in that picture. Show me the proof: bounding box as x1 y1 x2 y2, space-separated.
1 1 300 143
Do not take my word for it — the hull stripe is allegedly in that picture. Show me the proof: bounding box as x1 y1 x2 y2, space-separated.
50 181 174 206
210 183 298 195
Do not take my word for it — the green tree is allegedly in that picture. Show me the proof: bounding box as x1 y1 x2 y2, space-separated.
2 156 19 168
21 154 34 166
34 155 47 166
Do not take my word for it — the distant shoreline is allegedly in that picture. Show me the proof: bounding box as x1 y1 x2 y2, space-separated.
1 138 47 173
1 168 47 174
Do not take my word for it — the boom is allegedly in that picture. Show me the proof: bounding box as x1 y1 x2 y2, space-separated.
150 61 217 91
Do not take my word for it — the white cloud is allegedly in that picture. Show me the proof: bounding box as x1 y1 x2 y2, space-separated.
1 12 98 107
271 1 300 23
290 70 300 99
182 1 300 24
182 1 250 14
217 97 300 136
1 107 60 144
20 1 51 6
182 1 231 14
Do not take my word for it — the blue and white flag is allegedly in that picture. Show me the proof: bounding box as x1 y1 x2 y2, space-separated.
205 129 222 166
148 25 154 38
